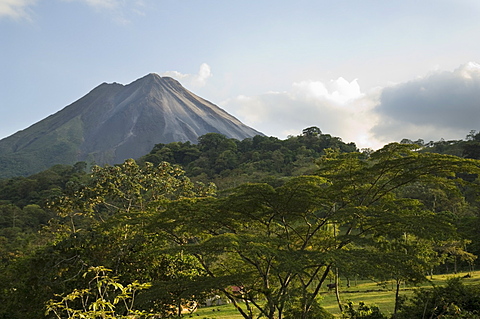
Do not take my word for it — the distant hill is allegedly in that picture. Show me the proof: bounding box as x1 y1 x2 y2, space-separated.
139 128 358 190
0 73 263 178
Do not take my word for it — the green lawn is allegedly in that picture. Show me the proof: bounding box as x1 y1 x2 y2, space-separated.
190 270 480 318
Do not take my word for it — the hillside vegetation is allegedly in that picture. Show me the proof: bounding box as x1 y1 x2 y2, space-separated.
1 128 480 319
139 127 357 189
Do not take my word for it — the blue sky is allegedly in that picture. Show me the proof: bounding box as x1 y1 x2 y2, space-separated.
1 0 480 149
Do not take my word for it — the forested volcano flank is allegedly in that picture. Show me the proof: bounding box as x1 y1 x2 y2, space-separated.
0 73 263 178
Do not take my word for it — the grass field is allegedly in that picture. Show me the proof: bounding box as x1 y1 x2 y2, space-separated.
189 270 480 318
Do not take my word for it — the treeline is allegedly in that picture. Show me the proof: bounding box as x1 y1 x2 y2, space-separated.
0 127 355 260
140 127 357 188
0 163 88 264
1 129 480 318
404 129 480 159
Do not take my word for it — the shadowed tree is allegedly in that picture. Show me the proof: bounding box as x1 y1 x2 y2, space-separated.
152 143 480 319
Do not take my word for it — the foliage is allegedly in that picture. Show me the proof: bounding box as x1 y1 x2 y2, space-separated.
342 301 387 319
396 277 480 318
0 162 87 257
0 159 215 319
140 129 357 189
0 162 87 215
46 159 215 233
153 143 479 319
45 266 152 319
1 133 480 319
283 297 334 319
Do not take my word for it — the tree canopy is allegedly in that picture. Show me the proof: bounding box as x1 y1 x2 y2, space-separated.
1 132 480 319
148 143 480 319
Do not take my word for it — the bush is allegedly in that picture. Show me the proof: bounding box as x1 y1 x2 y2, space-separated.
396 277 480 318
342 301 387 319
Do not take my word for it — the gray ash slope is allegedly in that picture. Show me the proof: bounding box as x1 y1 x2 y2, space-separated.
0 73 263 177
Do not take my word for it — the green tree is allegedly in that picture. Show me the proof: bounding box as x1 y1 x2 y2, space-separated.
396 277 480 318
0 159 215 319
155 143 479 319
302 126 322 137
342 301 387 319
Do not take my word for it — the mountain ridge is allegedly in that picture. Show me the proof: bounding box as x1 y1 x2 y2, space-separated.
0 73 263 178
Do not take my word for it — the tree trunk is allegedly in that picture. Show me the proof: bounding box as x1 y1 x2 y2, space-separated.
177 300 182 317
393 279 401 317
335 268 343 313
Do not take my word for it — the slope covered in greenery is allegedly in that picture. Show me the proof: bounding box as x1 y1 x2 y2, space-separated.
1 130 480 318
140 127 357 189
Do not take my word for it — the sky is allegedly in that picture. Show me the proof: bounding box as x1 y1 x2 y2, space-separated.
1 0 480 149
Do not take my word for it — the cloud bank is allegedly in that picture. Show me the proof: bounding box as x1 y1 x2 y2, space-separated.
372 62 480 144
221 77 381 148
222 62 480 150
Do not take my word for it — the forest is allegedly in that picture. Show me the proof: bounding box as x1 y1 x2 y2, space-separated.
1 127 480 319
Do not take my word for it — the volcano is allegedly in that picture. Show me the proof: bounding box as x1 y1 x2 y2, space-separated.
0 73 263 177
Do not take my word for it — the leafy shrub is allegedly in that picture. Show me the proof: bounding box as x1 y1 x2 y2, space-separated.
396 277 480 319
342 301 387 319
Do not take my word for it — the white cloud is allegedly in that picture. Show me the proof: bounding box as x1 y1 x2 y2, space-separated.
220 63 480 150
291 77 363 105
195 63 213 87
371 62 480 144
0 0 37 20
162 63 213 88
221 77 383 149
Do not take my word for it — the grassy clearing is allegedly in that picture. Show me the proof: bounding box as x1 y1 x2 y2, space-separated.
190 270 480 318
190 304 242 319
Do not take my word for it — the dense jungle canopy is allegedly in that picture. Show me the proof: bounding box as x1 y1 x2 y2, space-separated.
2 129 480 318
